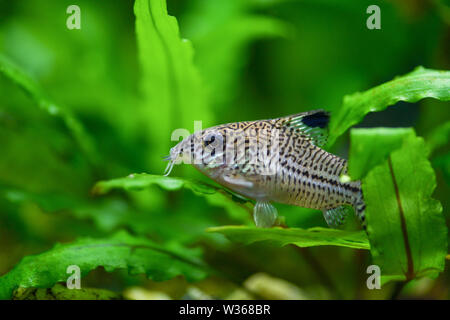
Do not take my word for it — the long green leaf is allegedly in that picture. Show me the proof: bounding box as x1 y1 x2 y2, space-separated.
92 173 253 222
0 231 208 299
208 226 369 250
0 54 100 166
93 173 215 195
350 128 447 284
328 67 450 146
134 0 212 168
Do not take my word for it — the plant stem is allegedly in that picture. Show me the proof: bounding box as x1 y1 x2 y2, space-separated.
390 280 409 300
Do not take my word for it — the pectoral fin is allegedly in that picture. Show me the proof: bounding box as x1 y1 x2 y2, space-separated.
254 201 278 228
223 174 254 188
322 205 350 228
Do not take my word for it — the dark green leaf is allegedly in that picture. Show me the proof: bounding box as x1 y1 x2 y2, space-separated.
13 284 122 300
134 0 212 167
425 121 450 156
0 231 208 299
0 54 100 166
432 152 450 185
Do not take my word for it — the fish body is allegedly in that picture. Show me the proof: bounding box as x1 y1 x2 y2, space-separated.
165 110 366 228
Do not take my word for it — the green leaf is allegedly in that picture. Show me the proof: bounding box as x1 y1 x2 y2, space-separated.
350 129 447 284
92 173 253 222
93 173 215 195
348 128 415 180
207 226 370 250
425 121 450 156
0 231 208 300
12 284 122 300
432 152 450 185
328 67 450 146
134 0 212 168
0 54 100 167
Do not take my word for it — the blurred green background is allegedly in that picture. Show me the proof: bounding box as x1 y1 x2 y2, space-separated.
0 0 449 299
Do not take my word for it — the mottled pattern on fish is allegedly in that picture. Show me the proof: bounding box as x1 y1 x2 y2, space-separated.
165 110 366 229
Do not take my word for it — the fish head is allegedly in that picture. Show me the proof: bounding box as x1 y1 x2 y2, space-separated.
163 127 226 176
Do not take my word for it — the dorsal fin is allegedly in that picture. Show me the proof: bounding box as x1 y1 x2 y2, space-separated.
275 109 330 147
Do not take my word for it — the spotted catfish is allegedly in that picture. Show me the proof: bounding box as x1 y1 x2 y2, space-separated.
163 110 366 229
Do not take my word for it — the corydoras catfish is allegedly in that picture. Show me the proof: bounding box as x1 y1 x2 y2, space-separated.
164 110 366 229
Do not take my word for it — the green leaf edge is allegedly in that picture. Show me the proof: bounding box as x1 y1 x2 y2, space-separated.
207 226 370 250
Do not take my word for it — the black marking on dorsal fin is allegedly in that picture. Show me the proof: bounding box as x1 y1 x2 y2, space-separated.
276 109 330 147
301 110 330 129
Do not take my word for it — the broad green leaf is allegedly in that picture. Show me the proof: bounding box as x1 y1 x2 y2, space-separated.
0 231 208 299
92 173 253 222
350 129 447 284
134 0 212 168
348 128 415 180
207 226 369 250
0 54 100 166
328 67 450 146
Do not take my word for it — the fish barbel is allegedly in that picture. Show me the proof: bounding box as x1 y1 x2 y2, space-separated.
164 109 366 229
